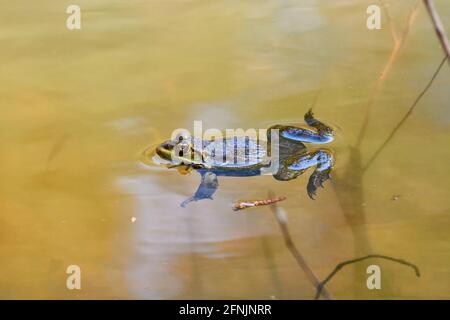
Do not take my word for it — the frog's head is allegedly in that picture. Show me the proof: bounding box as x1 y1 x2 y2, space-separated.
155 131 198 166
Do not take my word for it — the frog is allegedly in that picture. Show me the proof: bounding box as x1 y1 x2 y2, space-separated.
147 109 334 207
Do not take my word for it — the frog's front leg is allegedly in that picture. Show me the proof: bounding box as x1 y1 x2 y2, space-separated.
275 150 333 200
180 171 219 207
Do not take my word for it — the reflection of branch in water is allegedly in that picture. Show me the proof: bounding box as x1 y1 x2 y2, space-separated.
363 56 447 172
333 2 419 298
314 254 420 300
356 1 420 148
380 0 399 43
268 194 333 300
423 0 450 64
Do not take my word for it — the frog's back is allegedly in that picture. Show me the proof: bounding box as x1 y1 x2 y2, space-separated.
202 137 268 171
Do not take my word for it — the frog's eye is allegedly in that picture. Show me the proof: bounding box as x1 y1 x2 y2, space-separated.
174 131 191 143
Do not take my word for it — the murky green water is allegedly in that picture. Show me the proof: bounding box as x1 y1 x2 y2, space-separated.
0 0 449 299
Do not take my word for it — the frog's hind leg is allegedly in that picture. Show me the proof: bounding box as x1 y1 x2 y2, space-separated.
275 149 333 200
271 109 334 144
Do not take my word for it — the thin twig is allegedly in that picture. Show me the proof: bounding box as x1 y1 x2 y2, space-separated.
314 254 420 300
268 193 333 300
363 55 447 171
232 196 286 211
423 0 450 64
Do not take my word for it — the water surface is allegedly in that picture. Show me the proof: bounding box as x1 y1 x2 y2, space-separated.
0 0 449 299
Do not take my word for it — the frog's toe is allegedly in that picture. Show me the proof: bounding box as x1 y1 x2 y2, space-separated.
180 196 195 207
307 188 317 200
304 108 314 122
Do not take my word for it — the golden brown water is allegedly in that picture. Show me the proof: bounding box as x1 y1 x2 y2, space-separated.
0 0 449 299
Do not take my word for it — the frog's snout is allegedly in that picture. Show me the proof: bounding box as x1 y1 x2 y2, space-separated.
160 140 175 150
155 140 175 160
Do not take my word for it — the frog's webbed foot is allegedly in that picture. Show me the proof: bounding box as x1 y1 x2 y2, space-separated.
307 167 331 200
304 109 331 135
279 149 333 199
180 171 219 207
271 109 334 144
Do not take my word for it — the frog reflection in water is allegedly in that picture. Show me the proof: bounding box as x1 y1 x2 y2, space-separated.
150 110 334 207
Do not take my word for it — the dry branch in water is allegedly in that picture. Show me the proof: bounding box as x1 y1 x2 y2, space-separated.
232 196 286 211
268 193 333 300
314 254 420 300
423 0 450 64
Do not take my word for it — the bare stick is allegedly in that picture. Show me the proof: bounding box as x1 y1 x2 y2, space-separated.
232 196 286 211
423 0 450 64
363 55 447 171
314 254 420 300
269 194 333 300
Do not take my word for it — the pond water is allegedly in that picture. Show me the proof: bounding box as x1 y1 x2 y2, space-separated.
0 0 449 299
